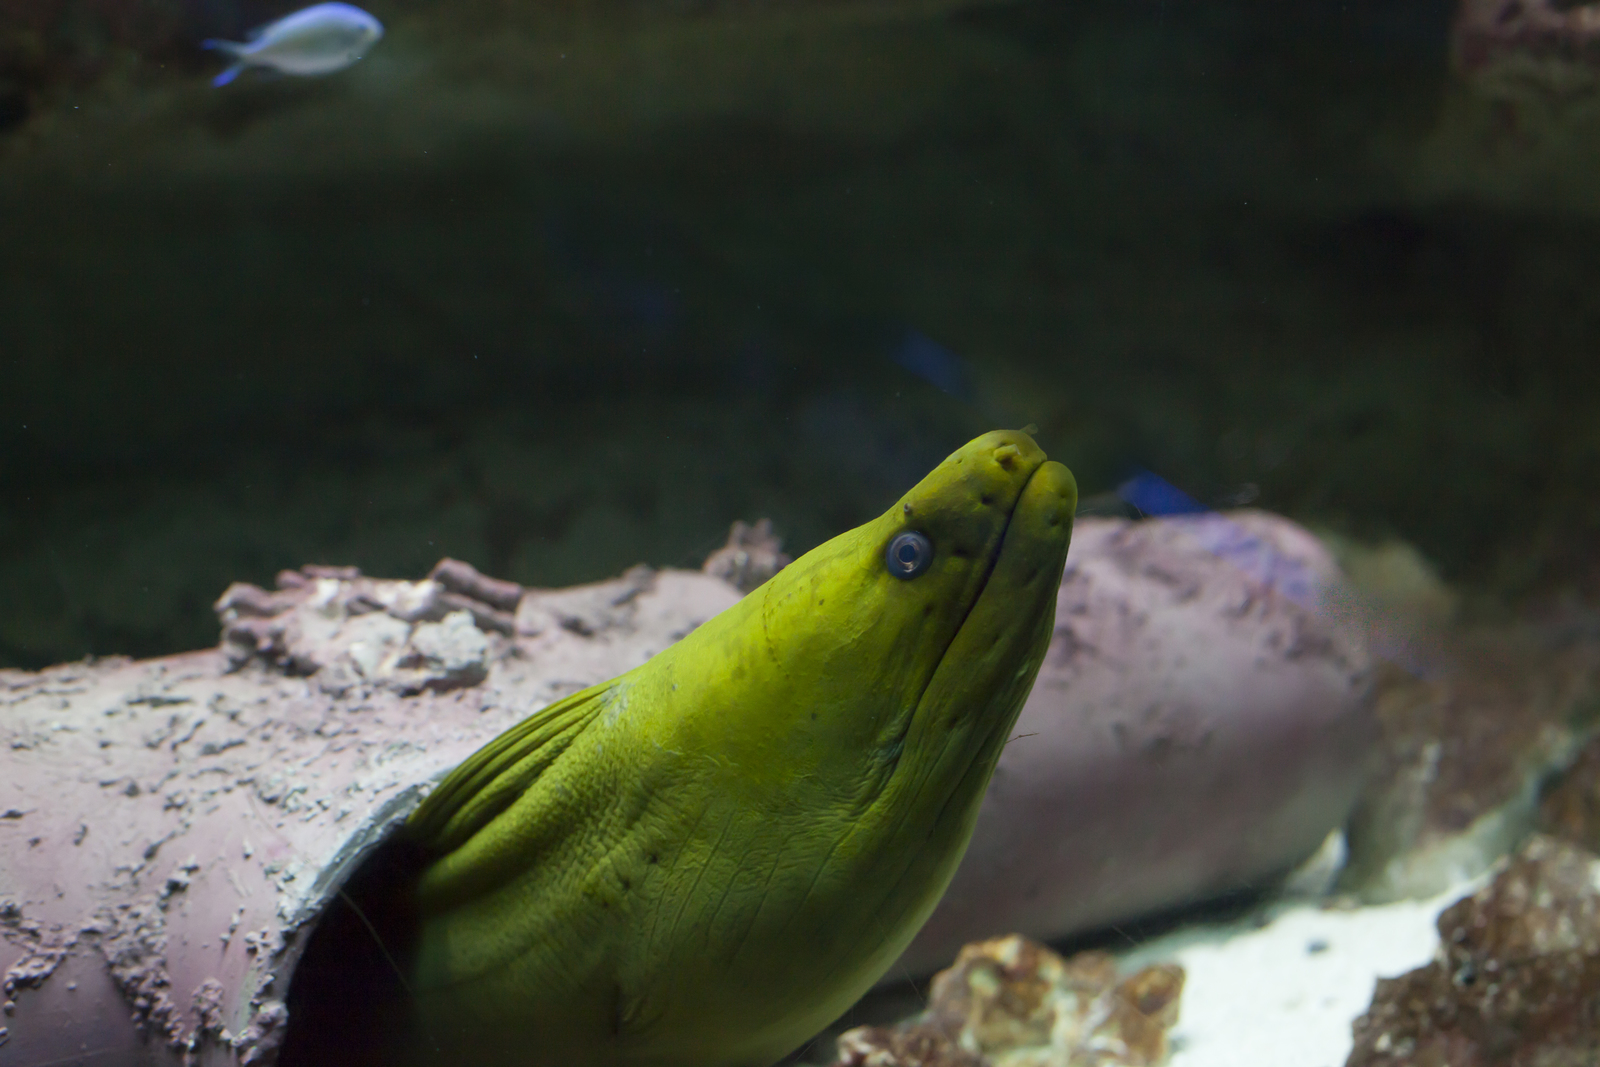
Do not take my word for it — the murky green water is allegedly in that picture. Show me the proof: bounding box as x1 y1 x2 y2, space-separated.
9 0 1599 667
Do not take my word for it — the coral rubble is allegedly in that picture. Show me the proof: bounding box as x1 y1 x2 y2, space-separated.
834 935 1182 1067
1347 834 1600 1066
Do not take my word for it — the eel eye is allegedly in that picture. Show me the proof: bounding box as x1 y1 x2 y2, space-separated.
885 531 933 580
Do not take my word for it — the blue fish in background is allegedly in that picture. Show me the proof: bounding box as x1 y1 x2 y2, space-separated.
892 328 975 400
1117 469 1210 517
202 3 384 88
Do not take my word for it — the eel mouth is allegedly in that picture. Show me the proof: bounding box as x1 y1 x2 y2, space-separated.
891 445 1071 770
919 451 1076 734
932 459 1045 679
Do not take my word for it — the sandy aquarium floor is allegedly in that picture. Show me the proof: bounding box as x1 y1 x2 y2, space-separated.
1120 881 1480 1067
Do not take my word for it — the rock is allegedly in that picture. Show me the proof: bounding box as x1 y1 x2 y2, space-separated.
1346 834 1600 1067
835 1026 988 1067
703 519 792 594
514 563 660 640
392 610 490 693
1302 533 1600 904
834 935 1183 1067
217 565 499 694
900 511 1373 975
1453 0 1600 100
427 557 525 613
1319 534 1459 673
1538 732 1600 853
513 565 744 682
0 559 745 1067
1340 625 1600 903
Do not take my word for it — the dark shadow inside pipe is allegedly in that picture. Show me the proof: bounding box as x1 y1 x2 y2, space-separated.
279 835 432 1066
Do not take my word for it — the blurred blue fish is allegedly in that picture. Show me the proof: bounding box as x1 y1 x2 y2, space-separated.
202 3 383 88
1117 470 1209 517
892 329 974 400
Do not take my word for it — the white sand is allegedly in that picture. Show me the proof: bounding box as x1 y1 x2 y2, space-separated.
1119 881 1481 1067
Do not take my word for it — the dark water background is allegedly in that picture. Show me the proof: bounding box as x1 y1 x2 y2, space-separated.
3 0 1597 669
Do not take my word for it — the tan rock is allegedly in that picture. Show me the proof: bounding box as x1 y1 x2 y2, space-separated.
834 935 1183 1067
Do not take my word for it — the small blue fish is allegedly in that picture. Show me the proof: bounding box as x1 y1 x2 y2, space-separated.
892 328 975 399
201 3 383 88
1117 470 1209 517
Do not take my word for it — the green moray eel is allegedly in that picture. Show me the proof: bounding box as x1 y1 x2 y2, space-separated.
402 429 1077 1067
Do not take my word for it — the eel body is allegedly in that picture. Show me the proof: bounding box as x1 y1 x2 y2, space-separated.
403 429 1077 1067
